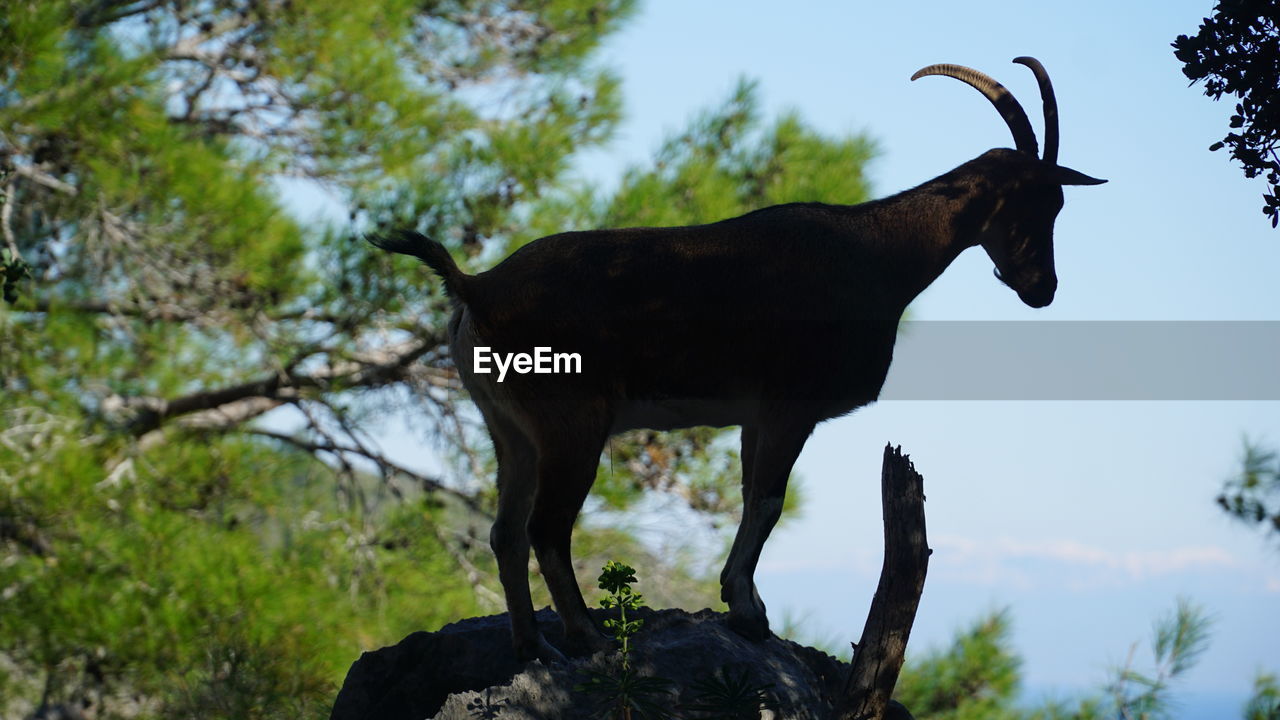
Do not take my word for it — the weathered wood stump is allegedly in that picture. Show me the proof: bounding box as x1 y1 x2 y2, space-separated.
836 444 930 720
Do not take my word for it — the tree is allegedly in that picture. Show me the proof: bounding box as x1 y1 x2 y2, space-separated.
1172 0 1280 227
893 611 1023 720
0 2 877 716
1217 441 1280 720
887 601 1211 720
1243 674 1280 720
1218 440 1280 543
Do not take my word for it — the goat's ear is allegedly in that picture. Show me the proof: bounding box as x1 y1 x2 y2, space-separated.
1052 165 1107 186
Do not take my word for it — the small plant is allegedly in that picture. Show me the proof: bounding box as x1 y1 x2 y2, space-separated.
681 665 779 720
576 561 675 720
598 561 646 670
576 561 784 720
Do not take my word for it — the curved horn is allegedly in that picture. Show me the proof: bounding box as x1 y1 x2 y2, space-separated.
1013 56 1059 165
911 63 1039 157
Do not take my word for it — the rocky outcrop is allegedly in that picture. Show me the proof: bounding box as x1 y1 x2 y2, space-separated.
330 607 850 720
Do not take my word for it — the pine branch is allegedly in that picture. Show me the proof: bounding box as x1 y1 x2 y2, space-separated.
114 338 439 435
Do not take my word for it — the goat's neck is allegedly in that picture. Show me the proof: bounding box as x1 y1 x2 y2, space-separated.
861 173 994 314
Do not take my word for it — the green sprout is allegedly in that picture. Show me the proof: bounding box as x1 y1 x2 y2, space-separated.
576 560 674 720
599 561 646 670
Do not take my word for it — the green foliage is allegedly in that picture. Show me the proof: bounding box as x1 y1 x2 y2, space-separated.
1218 442 1280 720
578 670 679 720
597 78 876 231
891 601 1215 720
894 611 1023 720
1173 1 1280 226
0 244 28 304
0 425 483 718
1218 439 1280 542
0 168 29 304
1244 673 1280 720
598 560 647 669
1 1 880 717
1014 599 1213 720
0 0 646 715
1107 598 1212 720
569 524 723 612
681 665 780 720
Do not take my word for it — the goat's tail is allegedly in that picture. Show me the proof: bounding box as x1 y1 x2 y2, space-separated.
368 229 472 303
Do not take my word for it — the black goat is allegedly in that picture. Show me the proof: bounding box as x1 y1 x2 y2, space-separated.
373 57 1105 662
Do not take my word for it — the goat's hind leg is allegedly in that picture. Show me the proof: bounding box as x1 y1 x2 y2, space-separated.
526 421 612 658
485 411 563 663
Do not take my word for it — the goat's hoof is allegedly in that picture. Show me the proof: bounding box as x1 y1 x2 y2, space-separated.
562 628 612 658
515 634 568 665
727 609 772 642
536 636 570 664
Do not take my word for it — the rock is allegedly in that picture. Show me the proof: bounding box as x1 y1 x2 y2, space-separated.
330 607 851 720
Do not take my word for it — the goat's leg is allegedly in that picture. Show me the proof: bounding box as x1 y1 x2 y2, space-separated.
526 432 612 658
720 419 813 640
486 416 561 663
720 424 758 596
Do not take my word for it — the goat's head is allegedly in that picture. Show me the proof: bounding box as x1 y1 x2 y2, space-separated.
913 57 1105 308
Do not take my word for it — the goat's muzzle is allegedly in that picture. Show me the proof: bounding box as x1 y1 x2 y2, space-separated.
1020 286 1055 308
995 268 1056 308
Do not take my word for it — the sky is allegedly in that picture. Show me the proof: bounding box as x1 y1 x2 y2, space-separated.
286 1 1280 715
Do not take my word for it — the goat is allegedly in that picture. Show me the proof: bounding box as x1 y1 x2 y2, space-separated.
372 57 1105 662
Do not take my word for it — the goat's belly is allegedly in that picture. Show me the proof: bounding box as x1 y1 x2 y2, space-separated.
611 395 757 434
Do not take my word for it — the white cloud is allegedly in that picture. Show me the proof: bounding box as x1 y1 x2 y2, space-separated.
930 535 1239 589
758 535 1249 592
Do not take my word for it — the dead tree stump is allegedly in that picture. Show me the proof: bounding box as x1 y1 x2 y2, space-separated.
835 444 930 720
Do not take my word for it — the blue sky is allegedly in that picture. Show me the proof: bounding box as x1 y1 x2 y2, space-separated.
284 1 1279 715
577 0 1280 713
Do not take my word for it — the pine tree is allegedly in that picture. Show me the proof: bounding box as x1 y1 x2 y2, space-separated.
0 2 877 716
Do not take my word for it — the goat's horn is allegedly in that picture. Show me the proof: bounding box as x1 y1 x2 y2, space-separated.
1012 56 1059 165
911 63 1039 158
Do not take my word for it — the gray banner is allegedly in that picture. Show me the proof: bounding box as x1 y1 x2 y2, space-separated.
881 321 1280 400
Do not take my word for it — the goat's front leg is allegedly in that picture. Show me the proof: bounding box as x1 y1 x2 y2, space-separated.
526 432 612 658
720 419 813 640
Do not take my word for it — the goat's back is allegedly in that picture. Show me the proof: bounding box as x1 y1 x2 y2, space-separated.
455 203 901 421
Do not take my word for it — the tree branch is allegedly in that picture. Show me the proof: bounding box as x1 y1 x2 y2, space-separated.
74 0 165 28
27 296 356 326
116 337 441 435
836 444 929 720
13 164 79 196
240 426 488 518
1 174 18 260
431 525 504 609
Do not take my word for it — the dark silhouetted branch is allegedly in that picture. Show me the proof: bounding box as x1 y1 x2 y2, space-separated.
836 444 930 720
